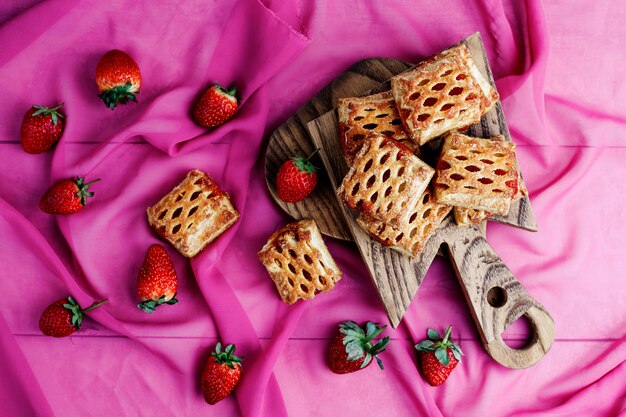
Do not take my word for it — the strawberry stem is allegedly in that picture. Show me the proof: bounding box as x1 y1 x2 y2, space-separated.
304 148 320 162
82 299 108 313
442 325 452 345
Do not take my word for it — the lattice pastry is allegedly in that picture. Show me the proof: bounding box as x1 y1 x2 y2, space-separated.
257 219 342 304
434 132 518 216
454 171 528 225
338 91 418 165
357 186 451 257
147 169 240 258
337 133 434 227
391 42 499 146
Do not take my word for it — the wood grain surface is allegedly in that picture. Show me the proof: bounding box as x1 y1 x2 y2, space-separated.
306 33 554 368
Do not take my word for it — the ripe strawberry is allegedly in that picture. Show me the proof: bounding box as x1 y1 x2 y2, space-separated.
96 49 142 110
415 326 464 386
276 150 319 203
39 296 108 338
39 177 100 215
327 320 390 374
193 83 238 127
200 343 243 404
20 104 65 154
137 244 179 313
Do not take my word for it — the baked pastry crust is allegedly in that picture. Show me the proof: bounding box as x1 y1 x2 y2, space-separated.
337 133 434 227
391 42 499 146
357 187 451 257
434 132 518 216
338 91 417 165
147 169 240 258
257 219 342 304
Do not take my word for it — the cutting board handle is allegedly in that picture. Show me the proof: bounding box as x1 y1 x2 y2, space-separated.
444 225 555 369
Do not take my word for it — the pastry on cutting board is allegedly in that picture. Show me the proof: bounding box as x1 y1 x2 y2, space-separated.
337 133 434 227
391 43 499 146
434 132 518 216
357 186 451 257
257 219 342 304
147 169 240 258
338 91 418 165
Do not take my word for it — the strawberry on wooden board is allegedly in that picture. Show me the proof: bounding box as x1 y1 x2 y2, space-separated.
276 149 319 203
39 296 108 338
96 49 142 110
39 177 100 215
327 320 390 374
20 103 65 154
192 83 238 128
137 244 179 313
415 325 464 386
200 343 243 405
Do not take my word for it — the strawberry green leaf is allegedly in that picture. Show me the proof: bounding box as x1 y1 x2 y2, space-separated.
415 340 436 351
427 329 441 340
361 353 373 368
435 347 450 366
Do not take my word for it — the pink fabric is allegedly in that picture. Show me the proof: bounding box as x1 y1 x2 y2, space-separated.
1 0 625 416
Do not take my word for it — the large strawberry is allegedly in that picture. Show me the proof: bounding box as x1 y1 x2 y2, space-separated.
276 149 319 203
20 104 65 154
200 343 243 404
327 320 390 374
137 244 179 313
39 296 108 338
415 326 464 386
39 177 100 215
193 83 238 128
96 49 142 110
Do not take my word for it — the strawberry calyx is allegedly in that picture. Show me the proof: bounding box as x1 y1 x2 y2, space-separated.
291 149 319 175
212 343 244 369
32 103 64 126
74 177 100 206
415 325 464 366
339 320 390 370
137 294 179 314
98 82 139 110
215 83 237 99
62 296 108 329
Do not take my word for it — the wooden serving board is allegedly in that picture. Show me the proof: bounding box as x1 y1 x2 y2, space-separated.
306 33 554 369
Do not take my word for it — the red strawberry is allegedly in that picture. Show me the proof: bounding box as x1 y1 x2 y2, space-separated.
20 104 65 154
200 343 243 404
415 326 464 386
276 150 319 203
327 320 390 374
39 296 108 338
96 49 142 110
193 83 238 127
137 244 179 313
39 177 100 215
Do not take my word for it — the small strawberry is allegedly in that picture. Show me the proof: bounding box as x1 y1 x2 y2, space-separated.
39 177 100 215
96 49 142 110
415 326 464 386
39 296 107 338
193 83 238 128
137 244 179 313
327 320 390 374
20 103 64 154
276 149 319 203
200 343 243 404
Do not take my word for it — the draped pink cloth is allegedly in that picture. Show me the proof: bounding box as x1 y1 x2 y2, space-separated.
1 0 625 415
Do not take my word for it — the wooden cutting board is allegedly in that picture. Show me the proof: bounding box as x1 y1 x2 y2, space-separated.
305 33 553 369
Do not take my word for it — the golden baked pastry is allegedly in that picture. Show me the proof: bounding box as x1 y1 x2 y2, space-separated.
434 132 518 216
357 187 451 257
391 43 499 146
257 219 342 304
337 133 434 227
338 91 417 165
454 171 527 225
147 169 240 258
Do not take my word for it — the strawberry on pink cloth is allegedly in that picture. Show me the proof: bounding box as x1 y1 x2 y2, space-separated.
1 0 626 416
